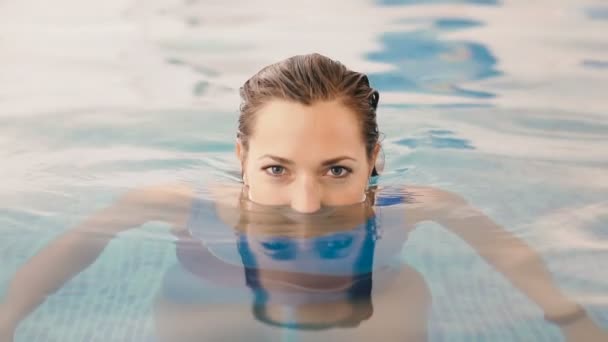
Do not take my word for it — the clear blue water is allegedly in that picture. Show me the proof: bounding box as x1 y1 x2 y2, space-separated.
1 0 607 341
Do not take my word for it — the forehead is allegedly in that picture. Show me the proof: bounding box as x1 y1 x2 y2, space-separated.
249 99 365 157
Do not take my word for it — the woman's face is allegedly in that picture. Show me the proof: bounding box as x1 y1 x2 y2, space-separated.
237 99 378 213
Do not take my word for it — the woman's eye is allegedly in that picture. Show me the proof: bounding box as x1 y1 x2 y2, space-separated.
264 165 286 176
327 166 351 178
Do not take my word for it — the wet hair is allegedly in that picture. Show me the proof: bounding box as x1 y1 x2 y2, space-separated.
238 53 381 176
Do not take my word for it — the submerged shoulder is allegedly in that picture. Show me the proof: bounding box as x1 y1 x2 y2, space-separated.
207 183 243 208
377 185 471 226
372 184 466 208
125 182 241 207
121 183 196 207
401 185 468 206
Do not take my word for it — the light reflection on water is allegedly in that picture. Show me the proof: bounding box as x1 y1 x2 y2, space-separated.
0 0 607 341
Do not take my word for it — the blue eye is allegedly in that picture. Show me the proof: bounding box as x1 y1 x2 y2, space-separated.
263 165 286 177
327 166 351 178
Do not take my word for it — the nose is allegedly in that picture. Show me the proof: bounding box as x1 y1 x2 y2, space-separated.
289 176 322 214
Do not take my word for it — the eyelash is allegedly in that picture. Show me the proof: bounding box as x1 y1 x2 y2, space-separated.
262 165 353 178
328 166 353 178
263 165 287 177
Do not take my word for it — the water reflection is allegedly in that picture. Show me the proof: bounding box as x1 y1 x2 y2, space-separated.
586 6 608 21
378 0 499 6
236 219 376 330
394 130 475 150
159 191 428 340
367 25 501 99
582 59 608 70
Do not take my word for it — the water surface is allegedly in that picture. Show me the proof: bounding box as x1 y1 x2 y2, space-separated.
1 0 607 341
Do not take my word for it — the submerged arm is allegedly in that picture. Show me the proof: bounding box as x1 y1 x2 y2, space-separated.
0 185 192 332
407 187 605 339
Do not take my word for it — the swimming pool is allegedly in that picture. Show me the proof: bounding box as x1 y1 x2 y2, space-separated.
1 0 607 341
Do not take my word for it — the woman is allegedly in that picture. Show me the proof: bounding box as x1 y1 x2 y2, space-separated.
0 54 605 341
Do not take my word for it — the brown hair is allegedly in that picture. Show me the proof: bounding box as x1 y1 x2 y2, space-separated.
238 53 381 176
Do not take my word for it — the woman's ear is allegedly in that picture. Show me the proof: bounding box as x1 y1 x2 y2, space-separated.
236 139 247 183
236 139 244 162
370 144 383 177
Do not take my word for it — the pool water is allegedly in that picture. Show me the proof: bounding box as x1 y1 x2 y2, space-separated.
1 0 607 341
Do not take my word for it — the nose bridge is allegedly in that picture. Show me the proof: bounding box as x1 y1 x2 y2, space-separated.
290 173 322 213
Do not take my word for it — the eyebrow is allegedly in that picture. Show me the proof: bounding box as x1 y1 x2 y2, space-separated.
258 155 357 166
